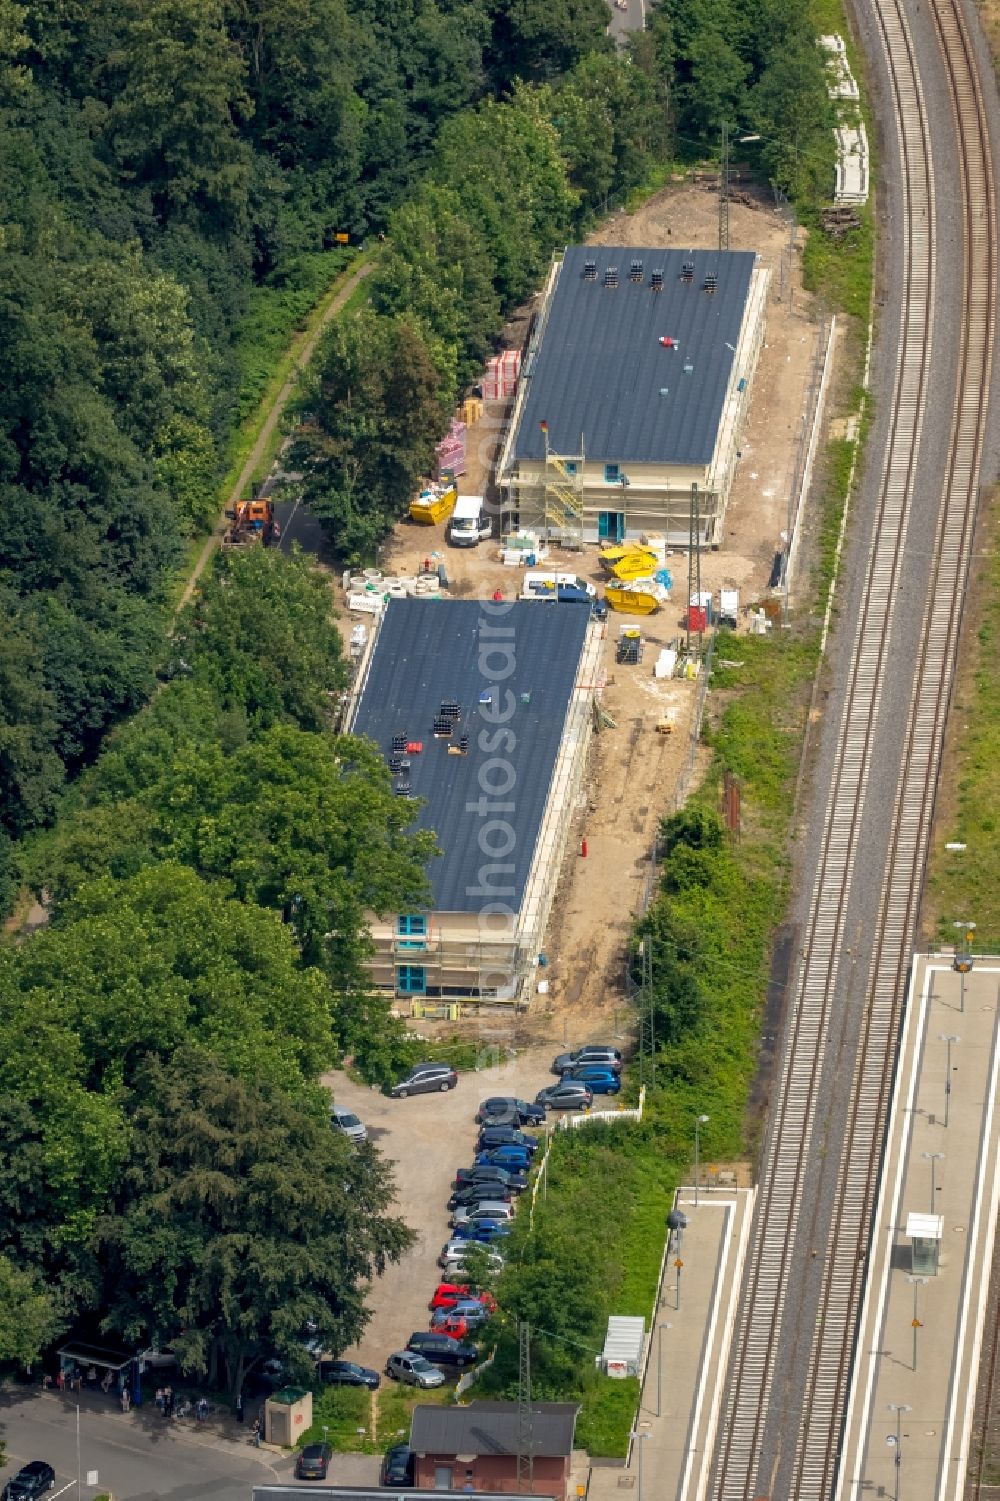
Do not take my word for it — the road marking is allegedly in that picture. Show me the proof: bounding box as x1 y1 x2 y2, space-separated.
51 1481 76 1498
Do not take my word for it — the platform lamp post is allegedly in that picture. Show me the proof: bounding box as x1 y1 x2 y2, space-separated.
938 1033 959 1127
656 1322 673 1418
694 1114 710 1207
952 919 976 1012
629 1428 650 1501
905 1275 927 1371
887 1402 911 1501
923 1150 944 1217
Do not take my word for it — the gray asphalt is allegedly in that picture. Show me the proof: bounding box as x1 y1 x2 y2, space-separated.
606 0 644 47
0 1388 290 1501
727 0 1000 1494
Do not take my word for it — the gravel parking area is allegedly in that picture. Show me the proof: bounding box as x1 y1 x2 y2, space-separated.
326 1049 554 1370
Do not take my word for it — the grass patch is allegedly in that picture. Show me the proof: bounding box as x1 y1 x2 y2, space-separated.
922 493 1000 946
801 204 874 322
299 1384 376 1452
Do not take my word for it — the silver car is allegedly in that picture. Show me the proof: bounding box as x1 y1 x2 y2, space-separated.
385 1351 446 1388
330 1105 367 1145
450 1200 515 1228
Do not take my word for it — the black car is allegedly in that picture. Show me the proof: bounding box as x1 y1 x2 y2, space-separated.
318 1358 381 1390
475 1096 546 1127
406 1331 479 1368
380 1443 415 1487
2 1464 56 1501
551 1045 623 1076
295 1442 333 1479
448 1182 513 1211
536 1080 594 1111
454 1165 528 1192
476 1125 539 1153
390 1063 458 1098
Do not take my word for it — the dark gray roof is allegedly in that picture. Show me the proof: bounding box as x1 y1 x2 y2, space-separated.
351 600 590 915
410 1400 580 1458
512 245 756 466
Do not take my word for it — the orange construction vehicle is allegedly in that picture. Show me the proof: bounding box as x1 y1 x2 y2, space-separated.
222 497 280 548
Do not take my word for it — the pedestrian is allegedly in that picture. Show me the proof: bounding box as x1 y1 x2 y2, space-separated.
164 1384 173 1418
252 1417 261 1447
55 1369 65 1392
101 1370 112 1394
42 1374 53 1391
121 1386 131 1413
196 1396 208 1424
86 1365 98 1385
155 1387 164 1412
235 1392 244 1425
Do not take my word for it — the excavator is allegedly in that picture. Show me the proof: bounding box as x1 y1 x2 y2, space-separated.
222 496 280 549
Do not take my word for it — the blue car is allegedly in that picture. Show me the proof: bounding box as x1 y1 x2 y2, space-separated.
476 1125 539 1154
452 1219 512 1243
567 1066 621 1095
476 1146 532 1172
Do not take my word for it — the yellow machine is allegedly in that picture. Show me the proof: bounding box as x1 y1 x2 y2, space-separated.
222 497 278 548
409 477 458 525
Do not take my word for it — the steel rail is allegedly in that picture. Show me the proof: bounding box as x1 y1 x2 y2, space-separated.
708 0 996 1491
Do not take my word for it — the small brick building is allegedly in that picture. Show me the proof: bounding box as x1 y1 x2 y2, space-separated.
409 1400 580 1500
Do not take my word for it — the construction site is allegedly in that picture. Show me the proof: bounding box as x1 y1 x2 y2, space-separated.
330 178 835 1031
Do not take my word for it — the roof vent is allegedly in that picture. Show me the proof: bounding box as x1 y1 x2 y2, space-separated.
683 361 694 374
650 269 664 292
583 259 597 281
603 266 619 288
629 259 643 283
680 260 695 284
703 270 718 295
659 387 669 397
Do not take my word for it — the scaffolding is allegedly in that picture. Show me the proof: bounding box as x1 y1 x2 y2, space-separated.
542 431 584 548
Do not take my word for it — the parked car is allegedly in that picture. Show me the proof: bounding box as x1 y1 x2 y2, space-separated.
451 1199 515 1227
475 1096 546 1127
330 1104 368 1145
2 1465 56 1501
317 1358 380 1390
431 1301 491 1334
406 1331 479 1368
390 1063 458 1098
380 1444 415 1487
452 1219 512 1244
536 1081 594 1111
385 1351 446 1388
551 1045 622 1076
448 1182 513 1211
454 1165 527 1192
565 1065 621 1095
296 1443 333 1480
476 1124 539 1153
475 1145 532 1172
443 1248 505 1278
429 1283 497 1313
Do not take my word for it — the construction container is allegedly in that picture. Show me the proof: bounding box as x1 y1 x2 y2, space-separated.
410 480 458 525
599 543 659 581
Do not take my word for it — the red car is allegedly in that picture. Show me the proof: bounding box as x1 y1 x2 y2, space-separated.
429 1283 497 1313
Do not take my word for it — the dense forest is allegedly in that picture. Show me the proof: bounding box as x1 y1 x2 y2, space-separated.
0 0 834 1374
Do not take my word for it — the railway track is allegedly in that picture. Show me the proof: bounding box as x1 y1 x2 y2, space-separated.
708 0 996 1494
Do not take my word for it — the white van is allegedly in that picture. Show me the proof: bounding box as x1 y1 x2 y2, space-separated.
449 495 492 547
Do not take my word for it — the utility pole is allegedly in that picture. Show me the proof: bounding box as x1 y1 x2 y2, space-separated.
637 940 656 1090
718 122 730 252
939 1033 959 1127
517 1322 533 1492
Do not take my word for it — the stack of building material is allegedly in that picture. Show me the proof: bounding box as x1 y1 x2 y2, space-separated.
461 396 484 427
482 350 521 401
435 419 466 477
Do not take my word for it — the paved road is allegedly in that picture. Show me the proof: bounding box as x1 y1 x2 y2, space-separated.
606 0 644 46
0 1388 291 1501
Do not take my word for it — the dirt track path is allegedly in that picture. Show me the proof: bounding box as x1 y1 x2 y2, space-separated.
175 258 374 616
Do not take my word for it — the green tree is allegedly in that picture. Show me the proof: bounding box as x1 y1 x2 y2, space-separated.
488 0 610 84
293 310 446 559
102 0 253 235
0 1254 60 1366
98 1048 413 1393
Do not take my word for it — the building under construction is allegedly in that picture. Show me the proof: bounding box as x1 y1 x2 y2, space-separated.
349 598 602 1009
497 245 769 548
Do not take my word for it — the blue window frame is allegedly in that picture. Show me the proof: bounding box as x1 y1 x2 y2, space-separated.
397 964 427 995
397 914 427 951
564 461 578 475
604 463 620 485
598 511 626 542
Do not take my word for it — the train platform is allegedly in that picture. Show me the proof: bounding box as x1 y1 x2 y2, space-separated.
836 953 1000 1500
587 1185 755 1501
